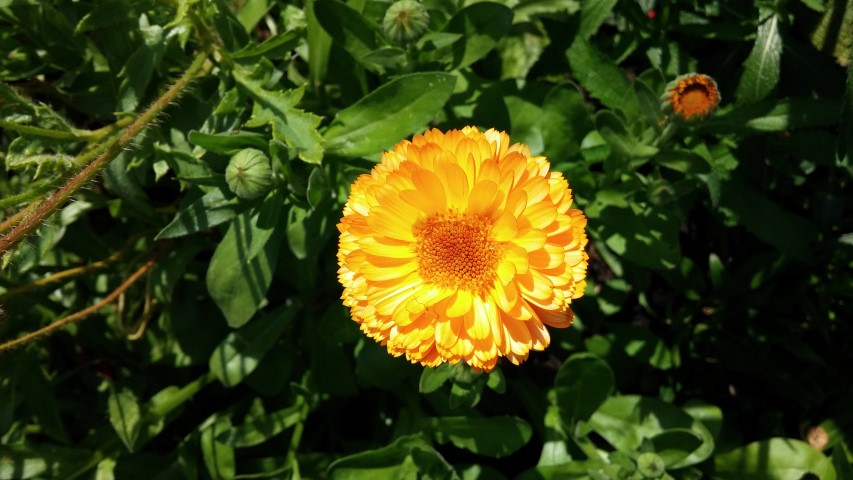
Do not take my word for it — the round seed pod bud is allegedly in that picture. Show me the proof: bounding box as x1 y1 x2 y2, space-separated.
383 0 430 45
225 148 273 199
637 452 665 478
661 73 721 123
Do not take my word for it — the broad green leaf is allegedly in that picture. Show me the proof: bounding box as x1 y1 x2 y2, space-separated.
650 429 702 467
323 72 456 157
19 354 67 443
424 416 532 458
306 167 331 208
236 0 270 31
201 417 236 480
567 39 638 115
206 193 284 327
538 406 571 467
553 353 614 423
232 30 303 60
0 445 95 480
579 0 617 39
735 10 782 104
314 0 385 72
117 20 167 113
233 61 324 164
719 176 818 259
188 130 269 154
209 305 298 387
609 324 675 370
444 3 514 70
156 188 249 240
653 150 711 174
832 445 853 480
594 110 658 159
588 395 715 468
701 97 840 134
419 363 453 393
596 203 681 270
634 78 665 131
683 401 723 441
714 438 836 480
216 405 303 447
328 434 457 480
306 0 332 85
108 390 143 452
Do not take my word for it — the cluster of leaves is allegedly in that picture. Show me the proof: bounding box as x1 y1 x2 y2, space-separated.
1 0 852 479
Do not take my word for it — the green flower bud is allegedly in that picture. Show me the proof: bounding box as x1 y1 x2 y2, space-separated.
637 452 665 478
225 148 273 199
383 0 430 45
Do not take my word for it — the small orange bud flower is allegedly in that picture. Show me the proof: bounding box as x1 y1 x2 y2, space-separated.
662 74 721 122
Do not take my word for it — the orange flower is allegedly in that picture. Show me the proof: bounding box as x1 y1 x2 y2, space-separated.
337 127 588 371
662 74 720 122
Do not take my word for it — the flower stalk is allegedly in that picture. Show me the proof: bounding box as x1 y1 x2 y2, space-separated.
0 49 212 256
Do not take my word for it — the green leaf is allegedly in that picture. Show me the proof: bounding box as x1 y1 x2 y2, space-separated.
156 188 249 240
201 417 236 480
307 167 331 208
323 72 456 157
609 324 675 370
216 404 303 447
653 150 711 174
232 29 303 60
719 176 818 259
425 416 533 458
735 10 782 104
209 305 298 388
314 0 385 72
682 401 723 441
233 61 324 164
419 363 453 394
188 130 269 154
328 435 458 480
0 445 95 480
206 193 284 327
567 39 638 115
588 395 715 468
701 97 841 134
579 0 617 39
108 390 143 452
714 438 836 480
594 110 658 160
832 445 853 480
553 353 614 423
596 203 682 270
117 20 167 113
443 3 514 70
650 429 702 467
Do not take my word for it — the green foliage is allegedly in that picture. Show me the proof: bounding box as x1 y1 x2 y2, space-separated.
1 0 852 479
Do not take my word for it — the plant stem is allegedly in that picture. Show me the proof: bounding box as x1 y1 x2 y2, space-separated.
0 258 156 353
0 49 211 256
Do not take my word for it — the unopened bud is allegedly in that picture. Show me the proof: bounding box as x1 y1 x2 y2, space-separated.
225 148 273 199
661 73 720 123
383 0 430 45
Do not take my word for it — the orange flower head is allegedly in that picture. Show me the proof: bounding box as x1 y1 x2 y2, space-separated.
662 74 720 122
336 127 588 371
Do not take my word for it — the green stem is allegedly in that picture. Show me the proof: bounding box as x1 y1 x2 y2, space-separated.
0 49 211 255
0 119 86 141
0 179 56 209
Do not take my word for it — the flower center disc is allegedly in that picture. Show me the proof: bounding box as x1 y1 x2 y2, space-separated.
679 85 714 118
414 212 501 294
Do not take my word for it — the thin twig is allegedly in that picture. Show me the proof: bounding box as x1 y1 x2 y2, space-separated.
0 258 156 353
